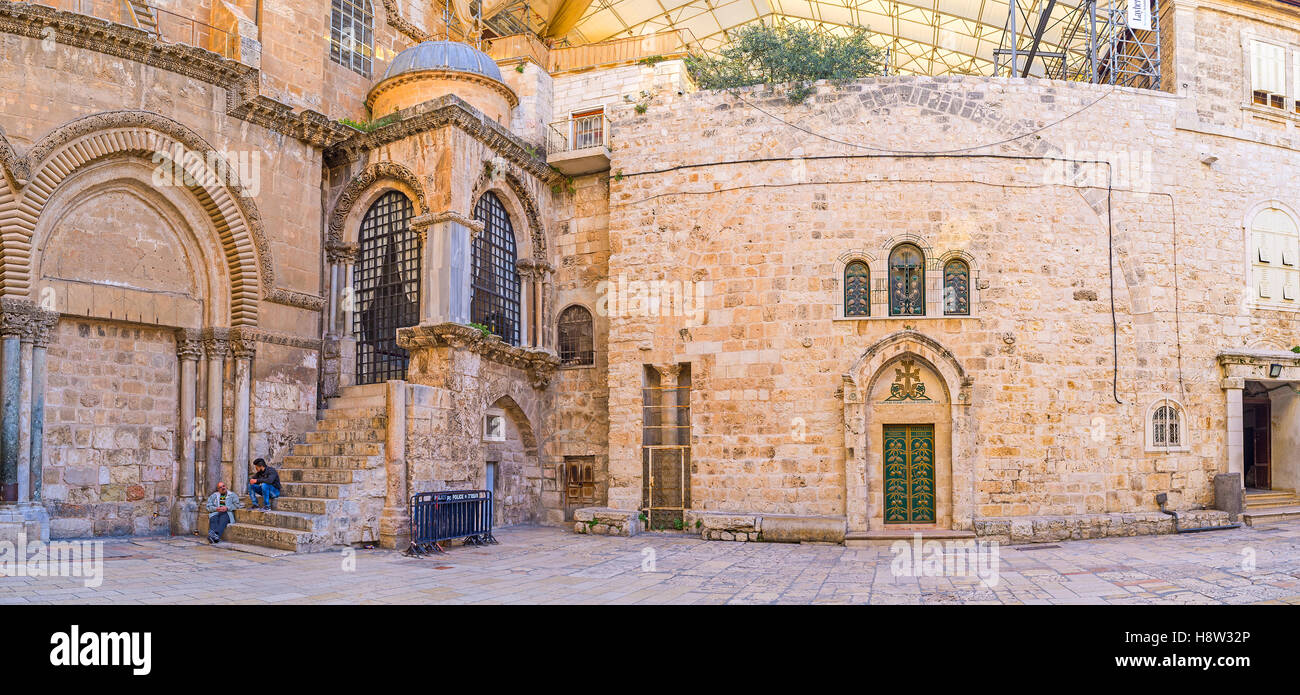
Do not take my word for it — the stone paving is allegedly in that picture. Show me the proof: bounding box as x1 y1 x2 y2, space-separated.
2 522 1300 604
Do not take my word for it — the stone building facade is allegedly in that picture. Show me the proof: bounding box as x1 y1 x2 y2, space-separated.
0 0 1296 549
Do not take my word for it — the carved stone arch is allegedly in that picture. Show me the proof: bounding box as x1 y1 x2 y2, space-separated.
484 391 541 457
471 165 546 261
327 161 429 248
880 233 937 269
9 111 274 324
842 330 976 533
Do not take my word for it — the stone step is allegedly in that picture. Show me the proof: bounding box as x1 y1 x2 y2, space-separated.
316 416 387 431
281 482 343 499
327 395 386 409
321 406 386 420
1241 505 1300 526
280 467 355 484
338 383 388 398
281 454 377 470
222 523 320 552
272 497 330 515
290 440 383 456
1244 498 1300 510
843 529 977 547
305 429 385 444
233 508 321 532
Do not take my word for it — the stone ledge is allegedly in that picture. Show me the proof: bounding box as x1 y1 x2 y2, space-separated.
973 511 1235 544
573 508 642 537
683 510 846 543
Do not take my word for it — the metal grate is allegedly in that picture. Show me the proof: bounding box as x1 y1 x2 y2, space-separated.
557 305 594 366
471 192 522 346
330 0 373 77
353 191 420 385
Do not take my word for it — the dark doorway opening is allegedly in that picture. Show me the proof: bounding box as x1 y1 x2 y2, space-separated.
1244 382 1272 490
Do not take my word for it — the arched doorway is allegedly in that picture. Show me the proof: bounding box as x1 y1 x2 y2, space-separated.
353 190 420 385
481 395 542 525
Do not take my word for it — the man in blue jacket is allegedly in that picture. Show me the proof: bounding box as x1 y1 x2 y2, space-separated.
205 481 241 544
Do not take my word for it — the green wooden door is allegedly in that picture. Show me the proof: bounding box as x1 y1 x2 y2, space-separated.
883 424 936 524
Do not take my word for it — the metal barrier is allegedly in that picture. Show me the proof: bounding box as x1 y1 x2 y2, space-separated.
405 489 497 556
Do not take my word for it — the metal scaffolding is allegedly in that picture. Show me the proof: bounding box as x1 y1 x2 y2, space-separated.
993 0 1160 87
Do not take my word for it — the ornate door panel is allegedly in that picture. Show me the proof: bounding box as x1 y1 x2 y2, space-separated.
883 424 936 524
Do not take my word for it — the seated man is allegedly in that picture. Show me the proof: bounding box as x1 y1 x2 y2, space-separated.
247 458 282 511
205 481 242 544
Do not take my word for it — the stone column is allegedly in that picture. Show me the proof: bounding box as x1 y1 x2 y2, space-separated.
230 331 256 494
1223 377 1245 482
0 299 30 503
538 262 554 350
203 329 229 493
412 212 482 326
516 259 537 347
379 380 409 549
655 364 682 447
16 334 32 504
172 330 202 534
326 243 359 337
29 310 58 504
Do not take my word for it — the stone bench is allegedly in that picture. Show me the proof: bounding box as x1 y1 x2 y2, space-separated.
973 510 1236 544
572 508 643 537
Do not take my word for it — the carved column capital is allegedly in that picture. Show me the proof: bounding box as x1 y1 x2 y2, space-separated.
201 327 231 358
0 298 36 340
655 363 683 386
326 242 360 265
229 328 258 360
30 310 60 348
176 329 204 361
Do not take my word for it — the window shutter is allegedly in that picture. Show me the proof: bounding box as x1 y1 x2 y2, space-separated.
1252 40 1286 95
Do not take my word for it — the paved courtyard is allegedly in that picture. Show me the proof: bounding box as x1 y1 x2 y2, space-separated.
3 522 1300 604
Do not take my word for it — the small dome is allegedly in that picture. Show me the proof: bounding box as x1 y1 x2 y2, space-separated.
381 40 503 83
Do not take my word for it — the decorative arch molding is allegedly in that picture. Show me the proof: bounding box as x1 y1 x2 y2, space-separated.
472 165 547 261
378 0 432 43
1 111 321 318
483 392 542 457
840 329 976 533
327 161 430 248
879 234 936 267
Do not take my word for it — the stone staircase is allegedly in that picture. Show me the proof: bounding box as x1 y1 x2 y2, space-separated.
1241 489 1300 527
123 0 160 36
223 384 389 552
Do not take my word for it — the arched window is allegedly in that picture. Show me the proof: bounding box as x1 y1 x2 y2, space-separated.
943 259 971 315
844 261 870 317
889 244 926 316
353 191 419 385
1250 206 1299 309
331 0 373 77
472 192 522 346
1146 399 1188 452
557 305 595 366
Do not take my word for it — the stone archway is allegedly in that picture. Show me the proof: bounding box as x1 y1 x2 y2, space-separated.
842 330 975 533
483 394 543 526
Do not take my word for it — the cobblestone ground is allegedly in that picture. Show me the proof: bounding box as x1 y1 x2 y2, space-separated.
3 522 1300 604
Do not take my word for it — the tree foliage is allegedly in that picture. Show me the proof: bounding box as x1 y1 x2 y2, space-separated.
686 23 886 103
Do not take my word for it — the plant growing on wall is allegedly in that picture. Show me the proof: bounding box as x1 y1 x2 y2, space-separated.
339 113 403 133
686 23 885 104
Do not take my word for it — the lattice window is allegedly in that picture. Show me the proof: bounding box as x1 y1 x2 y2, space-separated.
331 0 373 77
889 244 926 316
472 192 522 346
1152 405 1180 447
943 259 971 315
557 305 595 366
844 260 870 317
352 191 419 385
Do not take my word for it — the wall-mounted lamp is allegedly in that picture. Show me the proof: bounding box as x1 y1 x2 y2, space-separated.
1269 363 1284 378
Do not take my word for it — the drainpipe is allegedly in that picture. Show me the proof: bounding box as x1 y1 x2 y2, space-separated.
1155 493 1241 533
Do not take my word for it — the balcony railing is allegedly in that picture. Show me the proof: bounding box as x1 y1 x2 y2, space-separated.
546 113 609 154
17 0 238 60
484 29 692 75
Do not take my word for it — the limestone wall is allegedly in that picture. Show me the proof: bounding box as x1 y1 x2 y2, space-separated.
603 73 1300 524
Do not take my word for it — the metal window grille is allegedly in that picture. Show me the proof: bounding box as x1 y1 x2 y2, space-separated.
943 260 971 315
330 0 373 77
641 365 691 530
571 110 605 149
889 244 926 316
471 192 522 346
1153 404 1180 447
844 260 870 317
352 191 419 385
557 305 594 365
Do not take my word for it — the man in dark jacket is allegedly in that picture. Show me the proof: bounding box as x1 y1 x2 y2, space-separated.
247 458 281 510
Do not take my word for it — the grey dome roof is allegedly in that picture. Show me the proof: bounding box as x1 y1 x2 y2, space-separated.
381 40 503 82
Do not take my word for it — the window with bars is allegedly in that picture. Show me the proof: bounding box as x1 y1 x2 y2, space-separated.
844 260 870 317
943 259 971 315
331 0 373 77
1152 404 1181 448
557 305 595 366
471 192 522 346
889 244 926 316
352 191 420 385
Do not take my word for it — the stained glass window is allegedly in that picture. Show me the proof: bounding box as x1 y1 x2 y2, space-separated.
844 261 870 317
944 259 971 315
889 244 926 316
472 192 522 346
